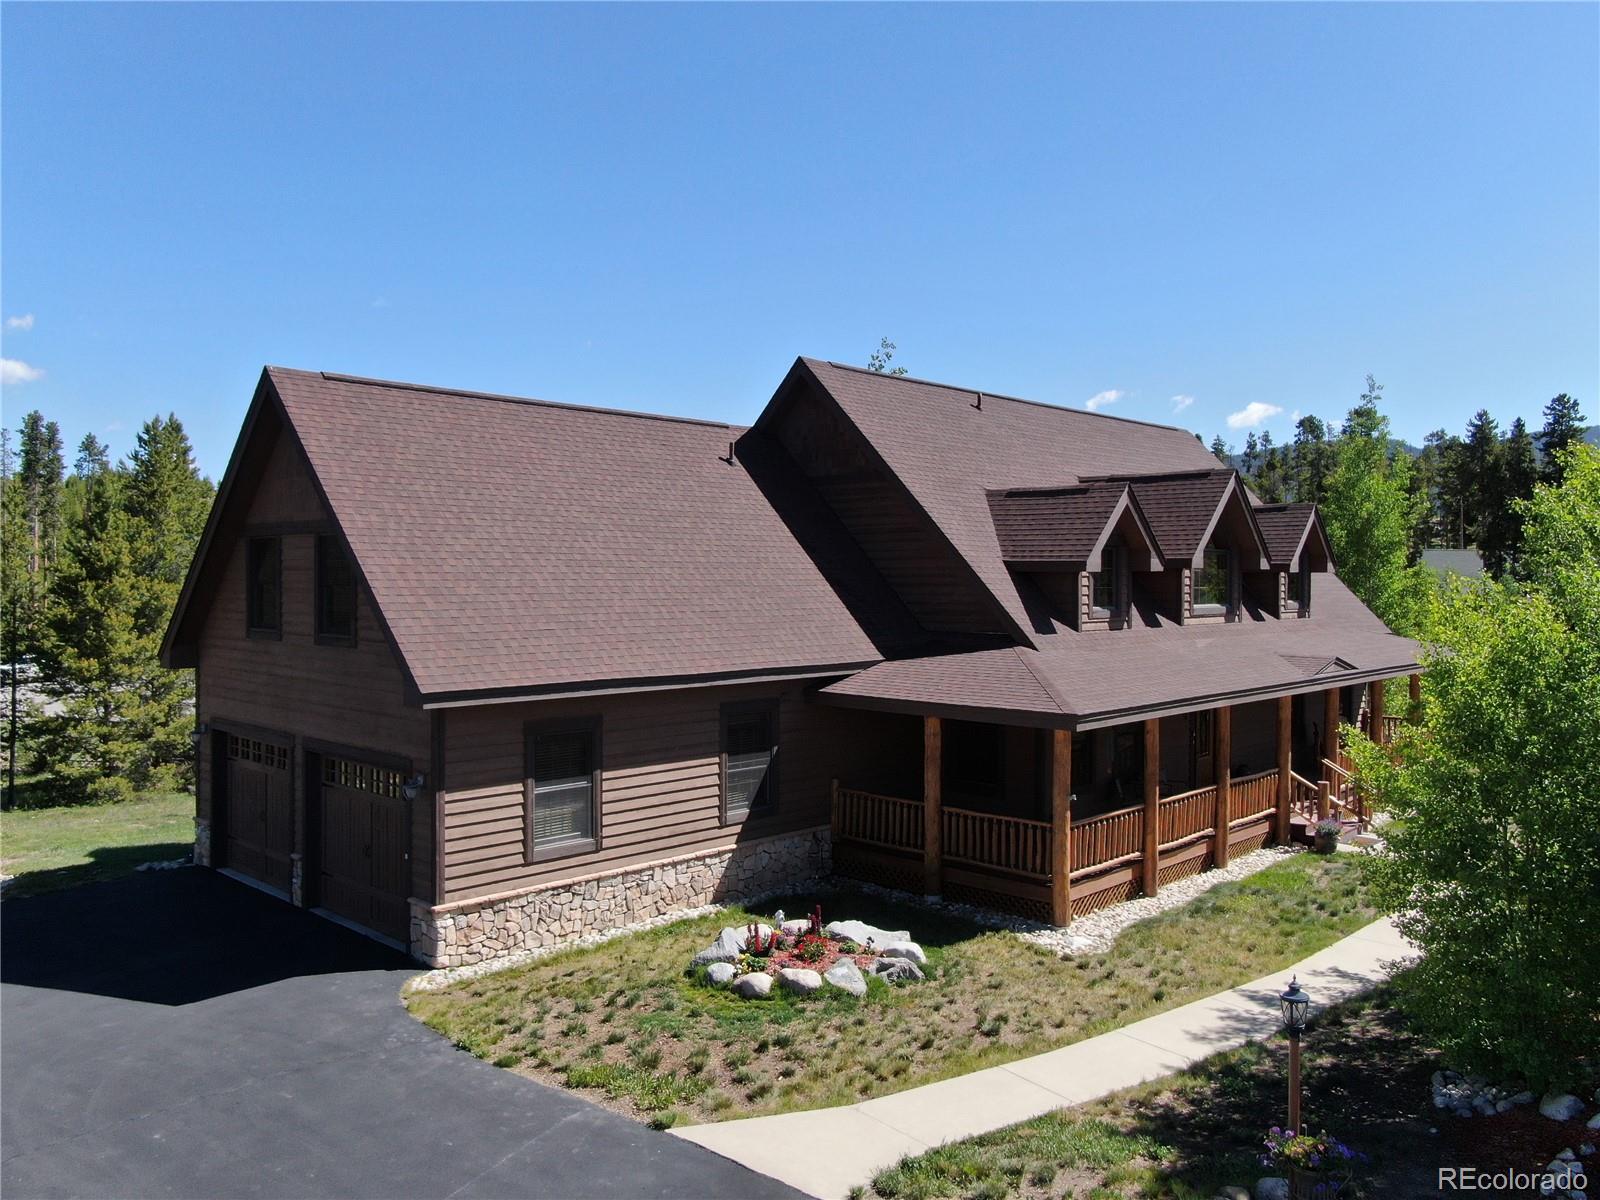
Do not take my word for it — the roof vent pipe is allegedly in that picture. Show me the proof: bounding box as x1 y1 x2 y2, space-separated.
973 392 984 411
720 440 735 464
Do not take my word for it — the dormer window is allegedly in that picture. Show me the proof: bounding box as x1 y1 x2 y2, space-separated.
1194 546 1231 613
1090 546 1122 618
1287 563 1311 614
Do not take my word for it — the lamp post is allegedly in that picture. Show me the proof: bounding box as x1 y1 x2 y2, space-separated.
1280 976 1311 1132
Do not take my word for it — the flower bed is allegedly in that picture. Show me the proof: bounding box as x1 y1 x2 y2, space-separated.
690 904 928 998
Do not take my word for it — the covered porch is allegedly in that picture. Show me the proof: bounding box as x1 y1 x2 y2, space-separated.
827 676 1416 925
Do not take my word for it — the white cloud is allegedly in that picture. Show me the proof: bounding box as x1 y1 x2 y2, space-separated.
1085 389 1124 412
1 358 44 385
6 314 35 330
1226 401 1284 430
1171 394 1195 413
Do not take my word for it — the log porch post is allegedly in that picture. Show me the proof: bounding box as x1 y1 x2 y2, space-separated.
1143 717 1160 896
1321 687 1340 781
1275 695 1292 844
1370 680 1387 746
1050 729 1072 926
922 715 942 899
1212 705 1232 868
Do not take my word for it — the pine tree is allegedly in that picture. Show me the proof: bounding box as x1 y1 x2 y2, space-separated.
1461 409 1502 549
123 415 213 635
1289 415 1333 504
1 432 29 808
74 434 110 478
1538 393 1587 485
1482 417 1539 576
1240 432 1260 479
1407 430 1448 560
34 468 193 802
1208 434 1232 465
1254 445 1288 503
1321 384 1429 635
1435 433 1470 547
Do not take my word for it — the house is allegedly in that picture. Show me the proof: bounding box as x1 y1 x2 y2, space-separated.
1420 547 1485 583
161 359 1421 964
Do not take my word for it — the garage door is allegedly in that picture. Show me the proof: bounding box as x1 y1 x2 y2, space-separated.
223 733 294 894
316 756 409 942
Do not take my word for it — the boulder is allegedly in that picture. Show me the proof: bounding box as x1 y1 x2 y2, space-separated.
1580 1143 1596 1158
823 958 867 997
872 957 925 984
880 941 928 966
1589 1112 1600 1130
1255 1178 1289 1200
1542 1093 1585 1122
1216 1188 1250 1200
733 972 773 999
780 919 812 937
690 924 774 966
705 962 736 986
777 967 823 995
1511 1091 1537 1106
825 919 909 949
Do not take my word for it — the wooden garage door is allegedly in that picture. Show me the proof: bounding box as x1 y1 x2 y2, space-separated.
317 757 409 942
223 734 294 894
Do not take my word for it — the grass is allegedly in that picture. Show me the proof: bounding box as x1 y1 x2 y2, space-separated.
870 978 1599 1200
0 790 194 898
406 852 1381 1126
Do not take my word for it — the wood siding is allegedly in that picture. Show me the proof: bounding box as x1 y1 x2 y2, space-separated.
439 684 907 902
195 427 433 900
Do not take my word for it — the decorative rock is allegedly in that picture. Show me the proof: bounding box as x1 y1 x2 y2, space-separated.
825 920 909 948
1255 1178 1289 1200
880 941 928 965
1512 1091 1537 1106
691 928 747 966
777 967 823 995
1589 1111 1600 1130
1580 1143 1595 1157
823 958 867 997
1216 1187 1251 1200
872 957 925 984
1474 1097 1497 1116
1496 1099 1514 1114
705 962 736 986
733 972 773 998
1542 1093 1585 1122
780 919 812 937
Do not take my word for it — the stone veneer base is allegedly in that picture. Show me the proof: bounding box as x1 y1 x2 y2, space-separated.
409 828 831 968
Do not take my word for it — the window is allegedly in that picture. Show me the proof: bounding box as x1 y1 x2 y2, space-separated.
315 535 357 645
722 702 777 821
227 733 288 771
1090 547 1122 618
1193 547 1231 611
246 537 281 635
525 720 599 858
323 756 403 798
1287 565 1311 613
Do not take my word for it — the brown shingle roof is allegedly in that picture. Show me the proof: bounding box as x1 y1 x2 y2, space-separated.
986 483 1130 566
822 575 1419 728
1121 471 1234 562
1253 503 1330 568
267 368 881 700
799 360 1226 640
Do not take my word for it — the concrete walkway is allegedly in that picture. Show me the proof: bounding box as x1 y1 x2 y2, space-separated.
673 917 1414 1200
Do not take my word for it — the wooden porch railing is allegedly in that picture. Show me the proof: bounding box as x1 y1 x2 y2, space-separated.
943 806 1051 879
1381 714 1403 742
1070 803 1144 875
1288 770 1320 820
1322 757 1367 827
1156 784 1215 848
833 786 923 854
1228 769 1278 824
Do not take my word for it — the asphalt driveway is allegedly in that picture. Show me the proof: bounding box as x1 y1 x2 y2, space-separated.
0 869 802 1200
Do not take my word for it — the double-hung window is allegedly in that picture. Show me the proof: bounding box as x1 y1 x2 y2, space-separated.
246 537 281 636
1193 546 1231 613
525 719 600 859
315 535 357 645
722 701 777 822
1090 546 1122 620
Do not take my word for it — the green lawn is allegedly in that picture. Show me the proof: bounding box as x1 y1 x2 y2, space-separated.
0 791 195 898
406 854 1380 1128
869 976 1597 1200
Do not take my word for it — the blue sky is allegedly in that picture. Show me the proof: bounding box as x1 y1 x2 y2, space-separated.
3 2 1596 479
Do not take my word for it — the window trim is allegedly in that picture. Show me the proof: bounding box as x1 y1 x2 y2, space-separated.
314 534 358 648
1089 546 1125 623
1192 546 1233 615
523 715 603 864
245 535 283 639
719 698 780 826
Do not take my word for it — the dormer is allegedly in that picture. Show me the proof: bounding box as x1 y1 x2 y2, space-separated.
988 482 1161 631
1081 469 1270 625
1252 504 1334 618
